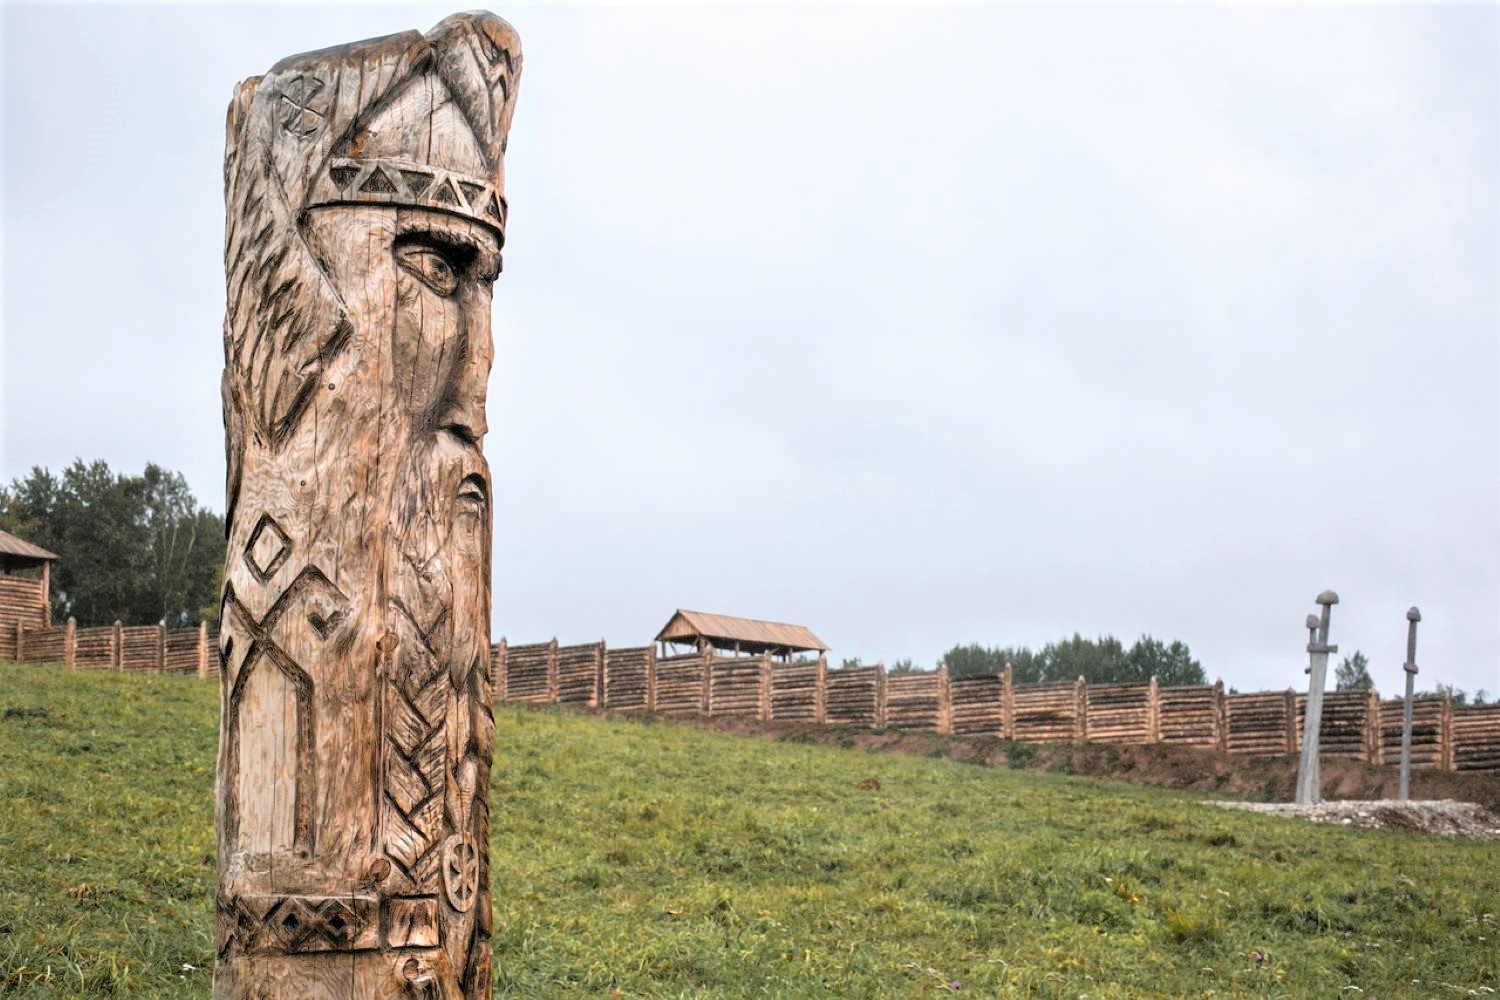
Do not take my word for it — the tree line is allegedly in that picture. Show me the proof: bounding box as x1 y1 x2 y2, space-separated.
0 461 223 627
1335 650 1489 705
876 634 1207 686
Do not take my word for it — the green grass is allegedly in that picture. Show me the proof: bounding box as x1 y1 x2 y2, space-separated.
0 662 1496 997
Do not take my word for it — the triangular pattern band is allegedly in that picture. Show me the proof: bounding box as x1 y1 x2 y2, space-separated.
307 157 508 238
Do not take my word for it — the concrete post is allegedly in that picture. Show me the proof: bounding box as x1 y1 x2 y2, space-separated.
1398 607 1421 801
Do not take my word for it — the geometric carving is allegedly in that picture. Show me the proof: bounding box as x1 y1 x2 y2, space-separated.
382 896 439 948
482 192 504 226
359 168 397 195
400 170 434 196
457 181 484 208
277 75 327 139
431 177 461 207
217 893 378 956
441 833 479 912
329 164 360 191
243 514 291 583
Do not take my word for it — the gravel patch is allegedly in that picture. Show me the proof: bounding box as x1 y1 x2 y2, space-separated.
1210 799 1500 840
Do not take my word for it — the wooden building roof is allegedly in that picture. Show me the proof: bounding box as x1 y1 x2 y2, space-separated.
655 609 828 654
0 528 57 570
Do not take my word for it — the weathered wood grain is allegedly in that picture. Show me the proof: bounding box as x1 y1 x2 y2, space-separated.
216 12 520 998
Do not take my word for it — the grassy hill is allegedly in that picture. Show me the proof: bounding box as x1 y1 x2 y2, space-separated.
0 662 1496 997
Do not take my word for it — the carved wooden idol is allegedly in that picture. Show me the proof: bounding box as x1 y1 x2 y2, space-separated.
215 13 520 998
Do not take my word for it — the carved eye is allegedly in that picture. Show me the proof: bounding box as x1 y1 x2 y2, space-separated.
395 242 461 296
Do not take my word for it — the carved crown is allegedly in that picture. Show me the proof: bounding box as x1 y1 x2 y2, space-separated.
229 12 522 240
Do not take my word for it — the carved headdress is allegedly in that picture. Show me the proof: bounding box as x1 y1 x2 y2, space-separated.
222 12 521 519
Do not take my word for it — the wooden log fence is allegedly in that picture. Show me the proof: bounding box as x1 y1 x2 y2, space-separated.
8 618 218 674
482 640 1500 774
3 626 1498 773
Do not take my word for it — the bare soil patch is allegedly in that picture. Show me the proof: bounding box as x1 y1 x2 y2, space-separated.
1212 799 1500 840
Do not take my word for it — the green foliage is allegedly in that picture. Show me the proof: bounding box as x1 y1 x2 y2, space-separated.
1335 650 1374 691
0 461 223 627
941 634 1206 686
2 662 1497 997
1419 683 1492 707
887 658 920 675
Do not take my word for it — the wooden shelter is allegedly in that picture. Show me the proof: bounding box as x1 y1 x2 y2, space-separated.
0 528 57 637
655 609 828 662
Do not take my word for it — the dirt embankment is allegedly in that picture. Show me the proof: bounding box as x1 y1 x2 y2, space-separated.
571 706 1500 815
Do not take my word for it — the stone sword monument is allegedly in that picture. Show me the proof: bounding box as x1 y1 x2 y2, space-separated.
215 13 520 998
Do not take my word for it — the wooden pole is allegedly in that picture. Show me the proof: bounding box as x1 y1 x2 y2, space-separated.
40 562 50 627
1284 688 1298 754
494 638 509 704
15 622 24 662
1213 680 1227 753
1147 676 1160 743
112 620 123 671
875 662 888 729
595 640 607 709
1074 676 1087 742
197 622 210 679
547 637 560 704
1002 663 1014 741
814 653 827 725
937 665 951 735
65 617 77 668
157 620 167 673
1441 692 1454 772
759 651 772 721
213 15 522 998
646 645 657 713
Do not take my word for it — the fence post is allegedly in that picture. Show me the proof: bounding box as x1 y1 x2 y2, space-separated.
65 617 78 668
1002 663 1014 740
814 653 827 725
701 651 713 716
875 662 888 729
197 622 210 679
595 640 607 709
1074 676 1087 741
1441 692 1454 772
937 664 952 734
547 637 559 703
1147 676 1160 743
645 645 657 713
493 638 508 703
1284 688 1298 753
1364 688 1381 764
759 651 772 721
113 620 123 670
1213 680 1227 752
157 620 167 672
15 622 25 662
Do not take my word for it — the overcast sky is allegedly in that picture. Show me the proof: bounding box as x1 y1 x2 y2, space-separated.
2 2 1496 696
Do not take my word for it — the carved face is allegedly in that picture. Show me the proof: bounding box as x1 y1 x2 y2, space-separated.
390 208 499 448
301 202 496 677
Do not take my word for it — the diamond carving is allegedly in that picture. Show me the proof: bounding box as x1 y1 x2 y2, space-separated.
244 514 291 583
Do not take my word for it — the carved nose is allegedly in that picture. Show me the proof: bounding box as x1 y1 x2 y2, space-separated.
439 318 490 443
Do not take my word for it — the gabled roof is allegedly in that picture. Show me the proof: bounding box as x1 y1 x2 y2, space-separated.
655 609 828 653
0 528 57 564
